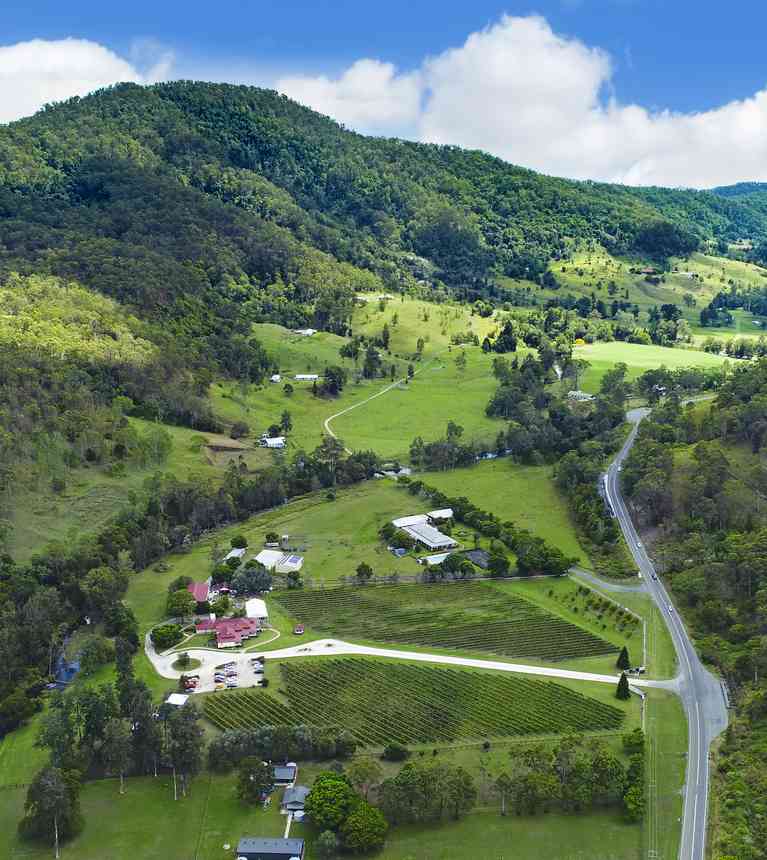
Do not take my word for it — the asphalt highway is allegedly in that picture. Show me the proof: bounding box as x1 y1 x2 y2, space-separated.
605 408 729 860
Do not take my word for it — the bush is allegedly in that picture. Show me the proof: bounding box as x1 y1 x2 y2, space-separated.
230 421 250 439
381 742 410 762
151 624 183 651
231 535 248 549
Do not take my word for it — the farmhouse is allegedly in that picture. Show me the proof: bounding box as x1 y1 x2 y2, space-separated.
224 547 246 562
165 693 189 707
293 328 317 336
196 616 261 648
392 514 429 529
294 374 319 381
270 374 281 383
281 785 310 813
567 390 595 402
428 508 453 522
273 763 298 786
260 436 286 449
187 581 210 604
236 837 305 860
245 598 269 622
403 522 457 550
255 549 304 573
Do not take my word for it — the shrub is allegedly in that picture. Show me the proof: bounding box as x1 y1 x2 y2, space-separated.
151 624 183 651
231 535 248 549
382 743 410 762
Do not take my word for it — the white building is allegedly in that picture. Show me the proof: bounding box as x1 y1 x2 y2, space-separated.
428 508 453 522
224 547 246 562
270 373 281 383
260 436 286 449
418 551 452 566
295 374 319 381
392 514 429 529
254 549 304 573
166 693 189 707
402 523 457 551
294 328 317 337
245 598 269 621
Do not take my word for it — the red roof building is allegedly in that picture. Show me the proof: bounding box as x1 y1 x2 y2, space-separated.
196 616 261 648
187 581 210 604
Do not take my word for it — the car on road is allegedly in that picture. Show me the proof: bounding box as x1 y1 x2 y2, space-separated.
636 541 641 548
651 574 658 580
668 604 674 613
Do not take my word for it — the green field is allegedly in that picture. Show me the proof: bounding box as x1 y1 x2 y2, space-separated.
571 340 733 393
271 582 620 662
203 658 625 745
330 347 502 459
353 810 641 860
423 458 589 564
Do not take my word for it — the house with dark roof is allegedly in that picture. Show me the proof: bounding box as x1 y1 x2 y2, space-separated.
236 837 305 860
272 763 297 785
281 785 310 813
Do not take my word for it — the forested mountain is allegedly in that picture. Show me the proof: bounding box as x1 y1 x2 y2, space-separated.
711 181 767 198
4 80 767 533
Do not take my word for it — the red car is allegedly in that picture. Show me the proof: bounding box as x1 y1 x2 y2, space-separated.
293 624 305 635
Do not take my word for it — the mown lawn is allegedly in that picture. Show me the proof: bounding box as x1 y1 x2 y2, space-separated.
422 457 589 564
299 808 641 860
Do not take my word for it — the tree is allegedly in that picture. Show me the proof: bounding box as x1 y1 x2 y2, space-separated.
304 772 358 831
283 383 294 397
616 645 631 671
280 410 293 433
231 535 248 549
346 757 383 800
315 830 339 858
455 351 467 372
340 800 388 853
616 672 631 700
407 363 414 379
236 757 273 804
166 588 197 620
167 703 205 799
150 624 183 651
355 562 374 584
231 564 272 595
102 718 132 794
494 772 513 816
19 766 83 857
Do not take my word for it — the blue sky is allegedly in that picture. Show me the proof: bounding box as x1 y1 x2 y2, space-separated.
7 0 766 112
4 1 767 186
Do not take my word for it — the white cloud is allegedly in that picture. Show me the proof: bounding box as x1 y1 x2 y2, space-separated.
0 38 173 124
276 59 422 134
273 14 767 188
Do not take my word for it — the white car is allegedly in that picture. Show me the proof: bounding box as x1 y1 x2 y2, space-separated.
636 541 641 548
668 605 674 614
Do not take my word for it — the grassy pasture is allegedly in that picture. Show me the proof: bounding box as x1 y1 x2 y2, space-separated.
203 657 626 745
330 347 502 459
271 581 620 662
8 419 273 562
352 295 500 358
571 340 733 393
423 458 589 564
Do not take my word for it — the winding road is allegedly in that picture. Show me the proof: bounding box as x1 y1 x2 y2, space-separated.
605 408 728 860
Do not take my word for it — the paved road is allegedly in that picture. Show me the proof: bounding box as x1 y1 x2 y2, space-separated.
605 408 728 860
146 633 672 692
261 638 673 689
571 566 647 594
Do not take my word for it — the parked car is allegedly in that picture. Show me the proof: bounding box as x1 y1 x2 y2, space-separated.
293 624 305 635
